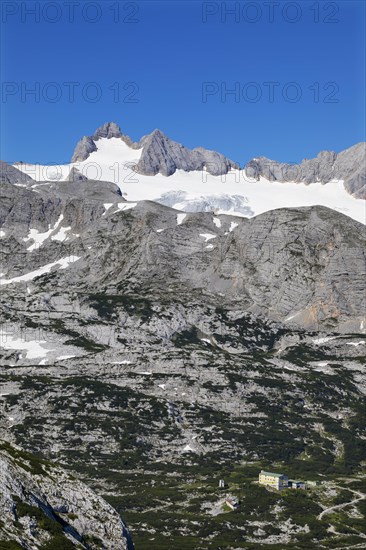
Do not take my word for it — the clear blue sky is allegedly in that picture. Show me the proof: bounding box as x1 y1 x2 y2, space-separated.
1 0 365 165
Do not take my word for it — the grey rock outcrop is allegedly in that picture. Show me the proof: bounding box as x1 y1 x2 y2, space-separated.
71 136 97 163
2 174 364 332
92 121 123 140
1 175 366 549
0 160 34 185
135 129 239 176
70 122 239 176
335 142 366 198
66 167 88 182
0 179 123 256
245 142 366 198
0 440 132 549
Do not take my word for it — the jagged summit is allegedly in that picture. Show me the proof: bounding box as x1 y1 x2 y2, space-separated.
92 121 123 140
71 122 138 163
71 122 239 176
70 122 365 196
245 142 366 199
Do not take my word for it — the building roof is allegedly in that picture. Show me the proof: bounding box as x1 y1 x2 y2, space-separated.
260 470 285 478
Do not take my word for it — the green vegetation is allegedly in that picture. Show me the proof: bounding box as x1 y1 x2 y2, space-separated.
0 440 51 476
89 293 153 322
0 542 24 550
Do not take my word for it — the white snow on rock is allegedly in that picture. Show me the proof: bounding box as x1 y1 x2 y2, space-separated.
182 444 197 453
0 230 6 238
23 214 65 251
156 229 165 233
13 137 366 224
176 213 187 225
116 202 137 211
51 226 71 242
0 332 52 359
346 341 365 347
285 312 301 321
0 256 81 285
102 203 113 216
313 337 337 345
229 221 239 232
199 233 216 242
213 217 221 228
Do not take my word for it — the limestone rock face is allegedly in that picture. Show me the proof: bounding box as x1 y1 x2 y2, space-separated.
70 123 239 176
0 179 123 251
1 174 364 332
92 121 123 140
71 136 97 163
0 440 132 549
0 160 34 184
245 142 366 198
66 167 88 182
135 129 239 176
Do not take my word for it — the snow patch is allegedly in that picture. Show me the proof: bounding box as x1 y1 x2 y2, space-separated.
0 256 81 285
13 139 366 224
116 202 137 211
199 233 216 242
346 341 365 347
182 444 196 453
23 214 65 250
285 311 301 321
51 226 71 242
0 333 53 359
213 217 221 228
313 337 336 345
176 213 187 225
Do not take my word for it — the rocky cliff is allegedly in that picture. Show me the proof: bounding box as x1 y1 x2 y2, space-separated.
1 160 366 549
71 122 239 176
0 440 132 549
1 171 364 332
245 142 366 199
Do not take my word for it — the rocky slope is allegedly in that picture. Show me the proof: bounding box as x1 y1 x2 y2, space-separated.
1 171 365 332
71 123 365 197
1 157 366 549
0 440 132 549
245 142 366 199
71 122 239 176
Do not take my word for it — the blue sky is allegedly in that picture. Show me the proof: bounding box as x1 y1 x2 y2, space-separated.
1 0 365 165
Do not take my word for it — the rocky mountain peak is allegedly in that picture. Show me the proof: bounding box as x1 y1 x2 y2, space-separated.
71 136 97 163
245 142 366 198
70 122 239 177
135 128 239 177
92 121 123 140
